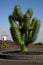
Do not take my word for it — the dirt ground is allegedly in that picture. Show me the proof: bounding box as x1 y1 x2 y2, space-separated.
0 40 43 51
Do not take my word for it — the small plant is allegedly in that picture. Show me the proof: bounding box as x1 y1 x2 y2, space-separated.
3 43 9 48
35 42 43 45
0 43 9 49
8 5 41 52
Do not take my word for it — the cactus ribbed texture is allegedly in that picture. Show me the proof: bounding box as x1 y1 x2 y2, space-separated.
8 5 41 52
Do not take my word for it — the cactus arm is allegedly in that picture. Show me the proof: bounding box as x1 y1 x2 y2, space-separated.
30 19 40 42
27 19 40 43
21 9 33 32
25 18 40 46
9 15 15 27
10 27 25 45
26 18 38 40
27 18 39 30
26 9 33 18
13 5 23 21
9 15 24 45
9 15 22 29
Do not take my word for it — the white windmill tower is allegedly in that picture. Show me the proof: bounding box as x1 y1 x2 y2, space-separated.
2 31 8 41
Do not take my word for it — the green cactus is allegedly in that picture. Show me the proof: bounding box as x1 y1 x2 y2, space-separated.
8 5 41 52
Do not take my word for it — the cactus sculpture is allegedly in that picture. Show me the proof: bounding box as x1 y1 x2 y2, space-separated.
8 5 40 52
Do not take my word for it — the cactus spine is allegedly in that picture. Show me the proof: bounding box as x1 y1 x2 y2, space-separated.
8 5 41 52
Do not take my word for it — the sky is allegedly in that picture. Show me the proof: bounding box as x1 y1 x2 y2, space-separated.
0 0 43 43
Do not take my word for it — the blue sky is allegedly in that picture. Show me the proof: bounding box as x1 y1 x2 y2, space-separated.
0 0 43 42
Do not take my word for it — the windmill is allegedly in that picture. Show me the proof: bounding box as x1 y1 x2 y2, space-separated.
2 31 8 41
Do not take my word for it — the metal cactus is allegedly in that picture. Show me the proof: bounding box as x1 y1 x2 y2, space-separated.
8 5 41 52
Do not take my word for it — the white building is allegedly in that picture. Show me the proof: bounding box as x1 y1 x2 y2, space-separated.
2 35 7 40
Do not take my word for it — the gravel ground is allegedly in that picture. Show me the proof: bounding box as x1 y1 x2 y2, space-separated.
0 48 43 65
0 59 43 65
